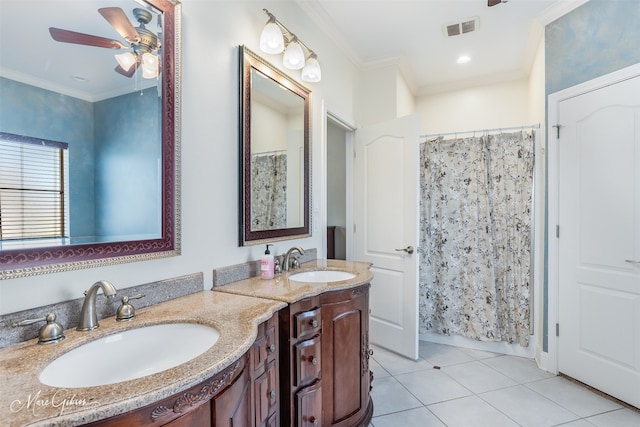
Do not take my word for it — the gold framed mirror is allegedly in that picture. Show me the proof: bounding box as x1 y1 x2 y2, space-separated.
0 0 181 279
239 46 311 246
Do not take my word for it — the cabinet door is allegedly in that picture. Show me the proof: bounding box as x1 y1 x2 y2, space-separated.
213 363 251 427
321 287 369 426
296 380 322 427
254 359 278 427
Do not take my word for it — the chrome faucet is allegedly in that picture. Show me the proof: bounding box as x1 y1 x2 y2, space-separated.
77 280 117 331
283 246 305 272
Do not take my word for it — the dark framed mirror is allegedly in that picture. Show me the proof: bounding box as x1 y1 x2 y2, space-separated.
239 46 311 246
0 0 181 279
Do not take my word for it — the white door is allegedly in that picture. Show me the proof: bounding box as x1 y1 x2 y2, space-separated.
556 72 640 407
354 114 420 360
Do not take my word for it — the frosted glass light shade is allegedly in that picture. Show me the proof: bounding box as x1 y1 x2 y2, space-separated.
260 21 284 54
283 40 305 70
115 52 137 71
301 56 321 82
141 52 159 79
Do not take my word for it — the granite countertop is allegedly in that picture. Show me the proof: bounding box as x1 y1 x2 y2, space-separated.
215 259 374 303
0 291 286 427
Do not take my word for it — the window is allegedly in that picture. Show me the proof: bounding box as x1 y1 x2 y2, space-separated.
0 132 68 241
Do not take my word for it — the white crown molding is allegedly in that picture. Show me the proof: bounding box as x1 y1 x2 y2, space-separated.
0 67 157 102
294 0 364 71
536 0 590 26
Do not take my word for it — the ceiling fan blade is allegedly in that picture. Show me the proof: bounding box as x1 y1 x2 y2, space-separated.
98 7 140 44
488 0 502 6
49 27 126 49
115 60 139 78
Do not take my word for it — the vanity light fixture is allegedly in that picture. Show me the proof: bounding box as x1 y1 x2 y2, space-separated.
457 55 472 64
259 9 322 82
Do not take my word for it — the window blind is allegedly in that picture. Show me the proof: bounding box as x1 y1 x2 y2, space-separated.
0 133 68 241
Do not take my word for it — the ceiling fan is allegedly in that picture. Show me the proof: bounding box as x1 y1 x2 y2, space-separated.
488 0 508 6
49 7 161 79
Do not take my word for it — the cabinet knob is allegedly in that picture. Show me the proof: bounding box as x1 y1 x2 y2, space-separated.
310 319 318 328
309 416 318 426
269 389 276 400
268 343 276 353
309 356 318 365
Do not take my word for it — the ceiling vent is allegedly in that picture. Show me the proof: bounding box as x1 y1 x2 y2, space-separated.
444 17 480 37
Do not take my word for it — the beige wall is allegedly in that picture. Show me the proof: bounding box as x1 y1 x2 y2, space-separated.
415 78 531 135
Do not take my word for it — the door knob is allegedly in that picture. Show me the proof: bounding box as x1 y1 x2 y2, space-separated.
625 259 640 264
395 246 414 254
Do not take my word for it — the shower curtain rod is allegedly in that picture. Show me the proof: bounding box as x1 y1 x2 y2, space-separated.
252 149 287 156
421 123 540 139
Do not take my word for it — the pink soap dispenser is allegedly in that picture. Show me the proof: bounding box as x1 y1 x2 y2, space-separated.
260 244 275 279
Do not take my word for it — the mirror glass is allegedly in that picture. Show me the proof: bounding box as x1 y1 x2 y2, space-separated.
0 0 180 279
240 46 310 245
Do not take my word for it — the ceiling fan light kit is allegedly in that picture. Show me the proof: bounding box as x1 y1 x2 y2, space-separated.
259 9 321 82
49 6 161 80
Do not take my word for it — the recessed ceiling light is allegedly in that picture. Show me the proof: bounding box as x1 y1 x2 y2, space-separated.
456 55 471 64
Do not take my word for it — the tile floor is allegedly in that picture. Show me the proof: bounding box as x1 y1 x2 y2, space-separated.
369 341 640 427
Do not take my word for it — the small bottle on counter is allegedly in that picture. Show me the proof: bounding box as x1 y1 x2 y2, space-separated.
260 244 274 279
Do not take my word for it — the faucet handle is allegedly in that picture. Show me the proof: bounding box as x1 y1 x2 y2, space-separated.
116 294 145 322
274 256 283 275
292 256 301 270
12 313 65 345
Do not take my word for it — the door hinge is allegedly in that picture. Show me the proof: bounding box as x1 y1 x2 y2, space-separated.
553 124 562 139
353 224 356 233
556 323 560 337
556 225 560 238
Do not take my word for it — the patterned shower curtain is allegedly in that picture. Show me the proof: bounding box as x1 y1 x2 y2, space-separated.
251 153 287 231
418 131 534 347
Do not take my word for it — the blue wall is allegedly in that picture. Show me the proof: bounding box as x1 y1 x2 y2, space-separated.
0 78 161 241
0 77 95 237
94 87 161 238
543 0 640 351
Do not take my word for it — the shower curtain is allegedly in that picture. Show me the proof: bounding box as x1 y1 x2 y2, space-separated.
251 152 287 230
418 131 534 347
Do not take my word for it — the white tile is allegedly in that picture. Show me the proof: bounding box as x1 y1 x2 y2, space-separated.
428 395 519 427
369 357 391 380
586 408 640 427
442 361 517 393
526 377 622 417
482 355 555 384
371 345 434 375
395 369 473 405
419 341 475 367
555 420 596 426
457 346 503 360
370 376 422 417
371 407 445 427
481 385 580 427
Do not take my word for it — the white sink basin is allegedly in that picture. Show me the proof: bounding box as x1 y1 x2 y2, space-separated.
39 323 219 388
289 270 356 283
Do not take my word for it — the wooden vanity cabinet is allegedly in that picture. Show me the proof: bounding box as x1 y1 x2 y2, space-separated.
87 312 279 427
279 284 372 427
320 284 372 427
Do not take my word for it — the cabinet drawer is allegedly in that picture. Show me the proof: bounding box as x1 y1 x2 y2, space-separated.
252 324 277 372
294 334 321 386
296 380 322 427
294 307 321 339
254 359 278 426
